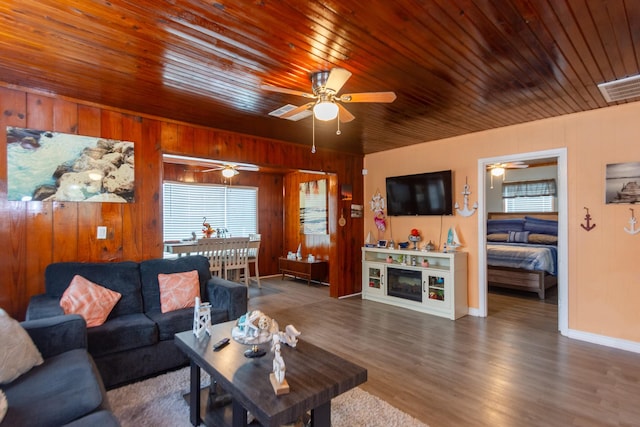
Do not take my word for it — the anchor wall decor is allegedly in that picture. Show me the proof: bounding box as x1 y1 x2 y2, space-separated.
624 208 640 235
580 207 596 231
454 177 478 217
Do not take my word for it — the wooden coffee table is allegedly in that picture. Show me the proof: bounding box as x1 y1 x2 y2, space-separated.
175 321 367 427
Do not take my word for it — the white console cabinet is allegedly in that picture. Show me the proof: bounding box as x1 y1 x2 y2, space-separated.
362 247 468 320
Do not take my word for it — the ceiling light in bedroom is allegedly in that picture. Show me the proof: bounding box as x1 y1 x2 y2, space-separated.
491 167 505 177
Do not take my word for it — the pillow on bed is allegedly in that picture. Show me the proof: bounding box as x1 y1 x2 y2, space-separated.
487 233 509 242
524 216 558 235
528 233 558 245
487 218 525 234
508 230 530 243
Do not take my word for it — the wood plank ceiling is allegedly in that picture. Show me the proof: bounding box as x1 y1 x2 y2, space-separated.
0 1 638 154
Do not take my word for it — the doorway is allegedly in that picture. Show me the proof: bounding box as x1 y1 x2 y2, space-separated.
476 148 568 335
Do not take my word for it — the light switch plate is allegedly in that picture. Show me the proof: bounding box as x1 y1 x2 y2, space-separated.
97 226 107 239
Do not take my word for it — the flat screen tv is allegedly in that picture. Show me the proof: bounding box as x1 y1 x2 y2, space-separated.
386 170 453 216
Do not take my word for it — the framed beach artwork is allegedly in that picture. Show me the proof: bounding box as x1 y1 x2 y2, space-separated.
299 179 328 234
605 161 640 204
6 127 135 202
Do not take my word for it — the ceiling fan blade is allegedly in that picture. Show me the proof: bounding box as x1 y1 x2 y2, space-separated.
260 84 314 98
325 68 352 93
340 91 397 103
337 103 355 123
509 164 529 168
280 102 314 119
201 167 223 173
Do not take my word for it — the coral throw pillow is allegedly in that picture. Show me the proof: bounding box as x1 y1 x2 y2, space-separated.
158 270 200 313
0 308 44 384
60 275 122 327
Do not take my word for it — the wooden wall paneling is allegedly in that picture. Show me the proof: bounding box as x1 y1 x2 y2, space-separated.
161 122 179 153
53 98 78 133
0 87 27 318
177 124 194 155
192 127 210 158
121 114 144 260
23 93 55 314
26 94 54 130
141 119 163 259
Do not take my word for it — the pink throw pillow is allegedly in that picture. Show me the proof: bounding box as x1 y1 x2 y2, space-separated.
158 270 200 313
60 275 122 327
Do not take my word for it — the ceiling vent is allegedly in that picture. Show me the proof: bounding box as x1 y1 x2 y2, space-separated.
597 74 640 102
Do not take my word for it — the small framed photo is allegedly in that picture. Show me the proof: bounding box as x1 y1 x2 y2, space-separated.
377 240 388 248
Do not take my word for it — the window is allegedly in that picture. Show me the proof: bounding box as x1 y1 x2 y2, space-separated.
163 181 257 241
502 179 556 212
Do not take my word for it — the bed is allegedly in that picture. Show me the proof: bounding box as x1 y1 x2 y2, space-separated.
486 212 558 299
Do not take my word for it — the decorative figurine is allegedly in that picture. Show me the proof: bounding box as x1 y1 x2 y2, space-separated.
278 324 301 348
454 177 478 217
192 297 212 338
624 208 640 235
270 335 290 395
202 217 215 238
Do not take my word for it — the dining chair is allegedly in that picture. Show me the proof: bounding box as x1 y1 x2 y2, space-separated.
222 237 250 287
197 238 225 277
247 234 261 288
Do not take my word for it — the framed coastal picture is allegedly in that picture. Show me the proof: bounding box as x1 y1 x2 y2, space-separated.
6 127 135 202
299 179 327 234
605 161 640 204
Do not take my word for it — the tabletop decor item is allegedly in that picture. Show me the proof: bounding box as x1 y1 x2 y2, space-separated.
408 228 421 250
232 310 279 357
202 217 215 238
192 297 212 338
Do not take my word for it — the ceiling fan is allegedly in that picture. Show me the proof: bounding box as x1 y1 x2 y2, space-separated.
261 67 396 123
487 161 529 188
201 162 259 178
487 161 529 176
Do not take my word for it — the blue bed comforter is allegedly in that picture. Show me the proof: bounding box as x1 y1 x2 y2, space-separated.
487 243 557 275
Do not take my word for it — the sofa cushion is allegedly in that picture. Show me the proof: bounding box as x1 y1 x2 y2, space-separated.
60 275 122 327
87 313 157 358
158 270 200 313
2 349 104 427
45 261 143 317
146 306 229 341
139 256 211 313
0 309 43 384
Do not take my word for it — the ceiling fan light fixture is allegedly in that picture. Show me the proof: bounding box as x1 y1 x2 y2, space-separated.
491 167 505 177
313 101 339 121
222 167 238 178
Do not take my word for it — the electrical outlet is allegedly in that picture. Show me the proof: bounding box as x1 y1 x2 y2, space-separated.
97 226 107 240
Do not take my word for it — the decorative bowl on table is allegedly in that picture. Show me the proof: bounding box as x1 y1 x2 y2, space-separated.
231 310 279 358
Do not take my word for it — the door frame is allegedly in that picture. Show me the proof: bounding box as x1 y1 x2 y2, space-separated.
476 148 568 335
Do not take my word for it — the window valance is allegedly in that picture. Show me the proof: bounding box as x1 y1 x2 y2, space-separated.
502 179 557 199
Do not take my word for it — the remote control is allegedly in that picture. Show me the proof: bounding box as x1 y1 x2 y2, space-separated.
213 337 230 351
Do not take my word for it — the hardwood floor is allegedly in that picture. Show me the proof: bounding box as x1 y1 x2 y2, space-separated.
248 277 640 427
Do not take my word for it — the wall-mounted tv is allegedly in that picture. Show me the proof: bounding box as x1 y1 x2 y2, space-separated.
386 170 453 216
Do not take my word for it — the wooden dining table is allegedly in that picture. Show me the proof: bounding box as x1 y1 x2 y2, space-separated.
163 240 201 256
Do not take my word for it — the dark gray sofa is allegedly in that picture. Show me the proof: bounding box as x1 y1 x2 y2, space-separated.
26 255 247 389
2 314 120 427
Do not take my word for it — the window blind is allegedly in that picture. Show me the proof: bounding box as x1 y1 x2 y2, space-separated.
163 181 257 241
502 179 556 213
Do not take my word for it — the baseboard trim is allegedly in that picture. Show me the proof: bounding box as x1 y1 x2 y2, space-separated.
466 307 640 353
467 307 482 317
565 329 640 354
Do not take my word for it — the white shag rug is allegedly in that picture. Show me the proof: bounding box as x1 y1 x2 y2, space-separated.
107 367 428 427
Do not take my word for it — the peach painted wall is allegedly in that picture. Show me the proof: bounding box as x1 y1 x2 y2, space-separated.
364 101 640 344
